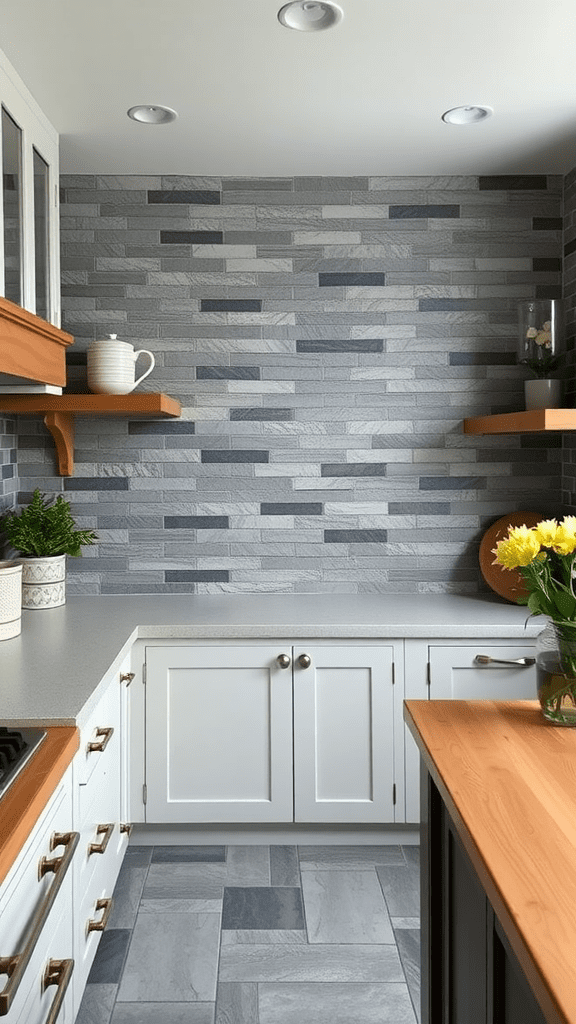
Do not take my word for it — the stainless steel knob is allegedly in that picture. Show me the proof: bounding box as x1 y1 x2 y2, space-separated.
298 654 312 669
277 654 291 669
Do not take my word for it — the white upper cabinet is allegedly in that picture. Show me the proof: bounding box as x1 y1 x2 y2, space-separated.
0 46 60 326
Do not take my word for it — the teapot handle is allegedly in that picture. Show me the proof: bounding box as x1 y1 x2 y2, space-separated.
133 350 155 388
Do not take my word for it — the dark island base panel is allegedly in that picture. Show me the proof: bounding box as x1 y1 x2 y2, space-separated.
420 765 548 1024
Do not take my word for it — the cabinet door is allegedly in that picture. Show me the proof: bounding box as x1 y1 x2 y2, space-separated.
145 645 294 823
429 643 537 700
293 645 395 823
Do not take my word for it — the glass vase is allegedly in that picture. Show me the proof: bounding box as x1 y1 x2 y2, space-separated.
536 621 576 726
517 299 564 385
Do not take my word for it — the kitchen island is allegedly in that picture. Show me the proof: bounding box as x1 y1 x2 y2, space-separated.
404 699 576 1024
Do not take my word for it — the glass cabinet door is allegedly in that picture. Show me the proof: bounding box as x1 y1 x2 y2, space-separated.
1 105 23 307
33 147 50 322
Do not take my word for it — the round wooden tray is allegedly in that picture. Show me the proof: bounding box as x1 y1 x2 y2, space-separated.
479 511 543 603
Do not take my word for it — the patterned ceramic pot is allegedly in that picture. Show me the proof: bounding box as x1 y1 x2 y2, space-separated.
19 554 66 609
0 560 22 639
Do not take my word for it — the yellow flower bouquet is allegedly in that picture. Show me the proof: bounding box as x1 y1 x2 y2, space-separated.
494 517 576 723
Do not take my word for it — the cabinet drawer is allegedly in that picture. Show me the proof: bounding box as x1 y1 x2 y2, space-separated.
13 890 74 1024
76 679 121 786
0 774 74 1023
74 869 115 1000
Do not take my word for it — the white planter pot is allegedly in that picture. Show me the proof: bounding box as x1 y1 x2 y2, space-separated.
0 560 22 639
19 554 66 609
524 378 562 411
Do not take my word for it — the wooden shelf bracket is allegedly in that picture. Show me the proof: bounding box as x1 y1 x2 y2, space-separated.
44 412 75 476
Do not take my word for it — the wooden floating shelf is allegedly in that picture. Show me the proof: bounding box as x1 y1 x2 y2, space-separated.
0 393 182 476
463 409 576 435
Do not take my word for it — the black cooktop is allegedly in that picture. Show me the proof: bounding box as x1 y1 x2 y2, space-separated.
0 726 46 799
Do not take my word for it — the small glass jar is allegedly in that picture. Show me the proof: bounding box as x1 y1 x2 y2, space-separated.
536 620 576 726
518 299 564 378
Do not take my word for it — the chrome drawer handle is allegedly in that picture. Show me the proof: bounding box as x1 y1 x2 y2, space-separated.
88 823 114 856
0 831 79 1016
277 654 291 669
474 655 535 667
87 726 114 753
42 959 74 1024
87 897 113 934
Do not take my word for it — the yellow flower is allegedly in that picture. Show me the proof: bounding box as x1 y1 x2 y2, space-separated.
535 519 558 547
553 521 576 556
493 525 541 568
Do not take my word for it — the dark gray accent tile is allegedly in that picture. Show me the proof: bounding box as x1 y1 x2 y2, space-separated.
124 845 153 864
261 503 323 515
388 502 451 515
197 367 261 380
479 175 548 190
321 464 387 477
389 205 459 218
128 421 195 434
201 451 269 463
318 273 385 286
166 570 230 582
230 408 293 421
324 530 388 543
63 477 129 490
87 929 132 984
149 190 221 204
419 476 486 490
161 230 223 244
296 339 383 353
449 352 515 365
200 300 262 312
164 516 229 529
533 217 563 230
270 847 300 887
221 887 305 930
534 257 562 271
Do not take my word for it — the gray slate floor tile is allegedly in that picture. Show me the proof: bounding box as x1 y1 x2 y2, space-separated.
87 930 132 984
221 929 306 945
376 863 420 918
222 886 305 930
270 846 300 886
152 844 226 862
75 984 117 1024
215 982 259 1024
139 897 222 914
401 845 420 867
117 911 221 1002
258 982 417 1023
107 862 148 929
219 943 404 982
396 928 421 1022
142 862 226 899
111 1004 215 1023
226 845 270 886
298 845 405 870
123 845 153 866
302 868 395 944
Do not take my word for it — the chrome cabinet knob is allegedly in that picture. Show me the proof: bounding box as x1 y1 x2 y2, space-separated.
277 654 291 669
298 654 312 669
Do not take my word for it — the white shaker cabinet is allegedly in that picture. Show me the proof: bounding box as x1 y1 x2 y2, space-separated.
143 642 398 825
403 638 538 822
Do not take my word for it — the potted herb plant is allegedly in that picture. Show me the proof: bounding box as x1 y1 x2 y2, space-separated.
1 489 97 609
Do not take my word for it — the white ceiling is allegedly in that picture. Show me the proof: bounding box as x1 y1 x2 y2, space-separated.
3 0 576 176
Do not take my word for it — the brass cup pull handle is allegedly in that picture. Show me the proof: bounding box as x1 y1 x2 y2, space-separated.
0 831 79 1016
277 654 291 669
298 654 312 669
42 958 74 1024
120 672 135 686
87 897 113 934
87 726 114 754
88 823 114 856
119 822 133 836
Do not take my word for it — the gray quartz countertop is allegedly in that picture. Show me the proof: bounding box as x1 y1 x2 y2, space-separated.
0 593 543 725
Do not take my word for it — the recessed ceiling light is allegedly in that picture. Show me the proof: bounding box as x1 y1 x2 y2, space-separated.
127 105 178 125
441 106 493 125
277 1 343 31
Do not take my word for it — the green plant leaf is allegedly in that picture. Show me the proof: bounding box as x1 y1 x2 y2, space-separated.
0 488 97 557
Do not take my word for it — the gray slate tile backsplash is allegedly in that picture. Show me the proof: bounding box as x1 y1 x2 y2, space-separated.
4 173 570 594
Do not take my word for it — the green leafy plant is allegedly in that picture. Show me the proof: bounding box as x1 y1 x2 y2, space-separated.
1 489 98 558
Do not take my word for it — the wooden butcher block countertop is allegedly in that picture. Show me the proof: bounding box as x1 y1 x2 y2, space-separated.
0 727 79 884
404 699 576 1024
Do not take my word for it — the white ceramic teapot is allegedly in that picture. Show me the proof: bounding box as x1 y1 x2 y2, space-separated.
87 335 155 395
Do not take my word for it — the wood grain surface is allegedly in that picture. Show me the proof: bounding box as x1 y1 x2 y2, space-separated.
0 296 74 385
404 699 576 1024
0 727 79 884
